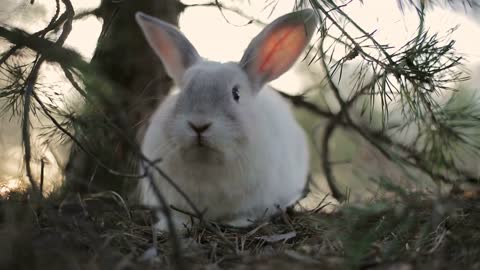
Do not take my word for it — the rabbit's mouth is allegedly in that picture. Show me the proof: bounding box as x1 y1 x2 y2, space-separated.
180 143 224 164
175 134 221 157
195 135 208 147
192 140 218 153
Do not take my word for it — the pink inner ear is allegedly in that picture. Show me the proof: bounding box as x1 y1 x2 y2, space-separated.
257 25 307 81
142 23 184 82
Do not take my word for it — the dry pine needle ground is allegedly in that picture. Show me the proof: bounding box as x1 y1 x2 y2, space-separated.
0 190 479 270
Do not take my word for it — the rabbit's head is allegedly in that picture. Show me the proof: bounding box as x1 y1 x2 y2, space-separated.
136 10 317 164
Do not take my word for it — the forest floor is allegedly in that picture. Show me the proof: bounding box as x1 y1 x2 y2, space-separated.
1 188 479 270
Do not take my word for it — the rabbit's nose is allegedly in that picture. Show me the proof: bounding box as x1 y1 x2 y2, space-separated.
188 121 212 134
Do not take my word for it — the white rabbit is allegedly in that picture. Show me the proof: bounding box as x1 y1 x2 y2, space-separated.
135 9 317 231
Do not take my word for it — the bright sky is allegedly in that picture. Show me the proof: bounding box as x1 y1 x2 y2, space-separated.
4 0 480 94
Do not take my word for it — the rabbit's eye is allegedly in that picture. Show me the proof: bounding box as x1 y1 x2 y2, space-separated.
232 86 240 103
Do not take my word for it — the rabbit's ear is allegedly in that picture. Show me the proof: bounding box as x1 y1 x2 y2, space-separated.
240 9 317 91
136 12 200 84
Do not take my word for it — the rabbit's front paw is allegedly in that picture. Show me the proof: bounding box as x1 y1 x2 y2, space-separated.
226 217 255 228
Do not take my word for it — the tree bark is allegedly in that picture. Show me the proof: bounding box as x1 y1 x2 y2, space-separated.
65 0 183 194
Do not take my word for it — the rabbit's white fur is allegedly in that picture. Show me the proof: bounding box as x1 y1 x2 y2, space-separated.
136 10 316 230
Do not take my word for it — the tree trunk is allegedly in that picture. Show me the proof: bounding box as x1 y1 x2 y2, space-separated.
65 0 183 194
